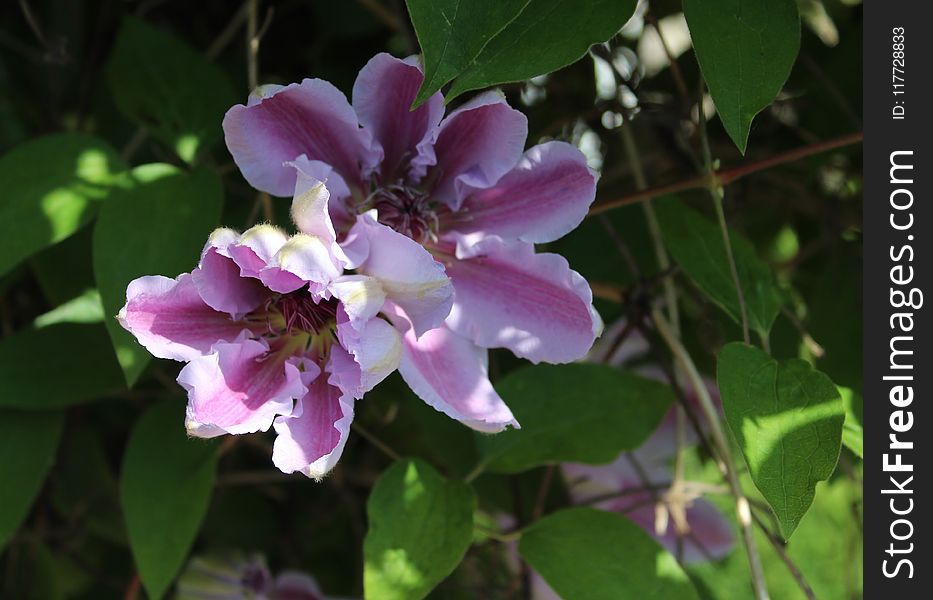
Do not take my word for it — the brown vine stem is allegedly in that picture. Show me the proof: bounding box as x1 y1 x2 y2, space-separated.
652 308 770 600
587 131 864 217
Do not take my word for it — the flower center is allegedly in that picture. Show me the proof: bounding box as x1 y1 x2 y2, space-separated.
247 290 338 340
271 291 338 335
369 183 438 243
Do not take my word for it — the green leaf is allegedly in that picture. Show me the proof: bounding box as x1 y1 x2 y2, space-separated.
519 507 701 600
34 289 104 329
0 410 65 548
0 324 125 410
94 164 223 385
107 17 237 163
121 401 219 600
655 197 783 338
683 0 800 153
717 342 844 538
364 458 475 600
0 134 125 277
407 0 638 104
839 386 863 458
477 364 673 473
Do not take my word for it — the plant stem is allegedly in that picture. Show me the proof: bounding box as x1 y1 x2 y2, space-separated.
587 132 863 216
652 308 770 600
696 86 750 343
351 423 400 461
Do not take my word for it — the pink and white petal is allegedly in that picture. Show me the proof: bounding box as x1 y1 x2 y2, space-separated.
178 338 306 436
586 317 650 366
420 90 528 209
336 313 402 396
329 274 386 329
118 273 248 361
272 374 355 481
223 79 380 197
445 237 602 363
229 224 289 278
450 141 597 243
622 498 735 564
288 163 351 267
262 234 342 293
562 455 644 505
272 572 325 600
352 53 444 180
192 243 268 316
348 212 453 337
398 324 518 433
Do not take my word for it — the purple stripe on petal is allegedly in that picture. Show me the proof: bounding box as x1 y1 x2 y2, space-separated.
179 338 306 436
352 53 444 182
346 212 453 337
422 91 527 209
451 141 597 243
445 237 601 363
272 372 354 480
118 273 249 362
398 324 518 433
223 79 380 197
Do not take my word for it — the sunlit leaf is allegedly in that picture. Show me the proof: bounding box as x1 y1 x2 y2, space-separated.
838 386 863 459
107 17 237 163
0 324 125 410
121 401 219 600
34 289 105 329
0 410 65 548
364 458 475 600
683 0 800 153
93 164 223 386
476 364 673 473
717 342 844 538
656 197 783 339
0 134 125 277
519 507 701 599
407 0 638 104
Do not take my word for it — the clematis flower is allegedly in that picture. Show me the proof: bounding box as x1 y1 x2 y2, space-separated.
570 317 735 563
223 53 602 434
118 174 409 479
176 552 333 600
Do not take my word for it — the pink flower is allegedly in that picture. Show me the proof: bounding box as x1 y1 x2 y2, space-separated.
176 552 329 600
564 318 735 565
119 174 406 479
223 53 602 434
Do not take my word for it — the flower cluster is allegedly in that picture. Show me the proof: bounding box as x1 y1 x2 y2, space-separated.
120 53 602 478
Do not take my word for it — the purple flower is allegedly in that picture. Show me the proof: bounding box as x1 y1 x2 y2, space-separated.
176 552 330 600
223 53 602 434
119 174 407 479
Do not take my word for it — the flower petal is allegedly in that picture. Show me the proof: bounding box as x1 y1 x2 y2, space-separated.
272 572 325 600
618 495 735 564
450 141 597 243
335 311 402 397
288 162 351 267
352 53 444 181
261 234 342 294
445 237 601 363
346 212 453 337
118 273 248 361
272 372 354 481
421 90 527 209
179 338 306 436
229 224 289 278
329 274 386 329
397 323 518 433
192 229 268 316
223 79 380 196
